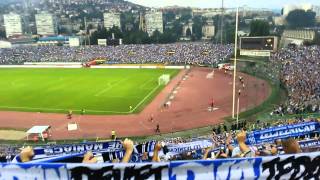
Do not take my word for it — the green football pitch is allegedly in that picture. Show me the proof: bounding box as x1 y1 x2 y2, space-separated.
0 68 180 115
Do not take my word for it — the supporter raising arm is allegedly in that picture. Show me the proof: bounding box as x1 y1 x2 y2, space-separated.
152 142 162 162
237 131 250 154
122 138 134 163
203 146 213 160
281 138 302 154
231 130 256 158
19 146 34 163
82 151 97 163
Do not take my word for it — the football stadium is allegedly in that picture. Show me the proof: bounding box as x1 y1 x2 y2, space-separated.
0 0 320 179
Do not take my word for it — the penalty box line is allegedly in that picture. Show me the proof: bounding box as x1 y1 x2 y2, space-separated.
129 84 161 113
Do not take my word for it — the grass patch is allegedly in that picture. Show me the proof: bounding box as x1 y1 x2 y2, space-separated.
0 130 26 140
0 68 179 115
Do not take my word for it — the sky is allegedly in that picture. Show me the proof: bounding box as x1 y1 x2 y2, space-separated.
127 0 320 9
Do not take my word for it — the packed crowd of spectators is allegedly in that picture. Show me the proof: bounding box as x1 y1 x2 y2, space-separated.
0 144 20 162
1 116 319 163
201 117 320 159
270 46 320 114
0 43 233 65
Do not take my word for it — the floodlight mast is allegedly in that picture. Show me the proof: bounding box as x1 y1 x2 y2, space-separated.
232 6 239 119
220 0 224 44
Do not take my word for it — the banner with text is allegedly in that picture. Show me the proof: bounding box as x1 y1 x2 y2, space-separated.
26 141 156 163
1 152 319 179
246 121 320 144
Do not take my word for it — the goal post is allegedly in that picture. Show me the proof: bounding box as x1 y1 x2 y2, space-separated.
158 74 170 85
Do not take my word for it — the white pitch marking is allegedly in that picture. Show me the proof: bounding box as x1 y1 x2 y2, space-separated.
130 85 160 113
0 105 131 114
94 77 130 97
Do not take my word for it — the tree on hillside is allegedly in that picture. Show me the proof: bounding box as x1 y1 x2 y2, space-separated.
122 30 150 44
225 25 235 44
109 26 123 39
0 30 6 39
121 12 138 32
192 16 205 40
159 30 178 43
249 20 270 36
89 26 121 45
90 26 107 44
286 9 316 28
164 11 176 23
150 30 161 43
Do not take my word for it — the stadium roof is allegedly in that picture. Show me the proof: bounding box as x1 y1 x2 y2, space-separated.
26 125 50 134
38 36 73 42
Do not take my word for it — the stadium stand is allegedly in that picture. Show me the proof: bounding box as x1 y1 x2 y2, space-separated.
282 30 316 41
281 29 316 47
0 43 233 66
0 117 319 179
270 46 320 114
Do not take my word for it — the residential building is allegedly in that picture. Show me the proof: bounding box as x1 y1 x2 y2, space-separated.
3 13 23 38
202 20 215 40
145 10 163 35
35 12 58 35
103 12 121 30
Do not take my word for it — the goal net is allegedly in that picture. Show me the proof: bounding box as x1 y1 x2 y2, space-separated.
158 74 170 85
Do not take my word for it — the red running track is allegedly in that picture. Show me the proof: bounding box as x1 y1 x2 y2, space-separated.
0 67 271 140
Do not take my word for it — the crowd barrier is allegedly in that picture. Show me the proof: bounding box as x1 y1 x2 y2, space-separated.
1 152 319 179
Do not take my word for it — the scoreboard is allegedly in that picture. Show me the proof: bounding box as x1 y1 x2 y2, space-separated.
98 39 123 46
240 36 278 57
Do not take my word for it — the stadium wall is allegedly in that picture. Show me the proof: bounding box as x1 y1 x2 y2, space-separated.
90 65 190 69
24 62 82 65
1 152 319 179
0 65 83 68
0 64 189 69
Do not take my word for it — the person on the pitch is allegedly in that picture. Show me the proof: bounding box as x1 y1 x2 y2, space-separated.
210 98 215 109
239 76 243 82
111 130 116 140
149 114 154 123
67 110 72 119
155 124 160 133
